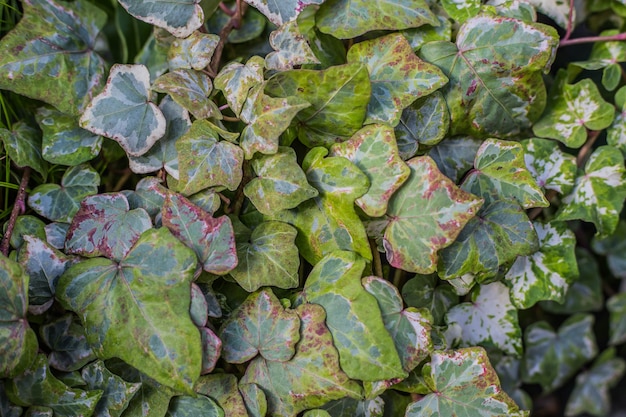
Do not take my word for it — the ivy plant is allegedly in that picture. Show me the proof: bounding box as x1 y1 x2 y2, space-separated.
1 0 626 416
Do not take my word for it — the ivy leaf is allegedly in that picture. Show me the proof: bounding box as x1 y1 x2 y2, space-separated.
17 236 72 315
402 14 451 51
9 215 47 251
80 64 166 157
316 0 438 39
240 303 363 416
438 200 539 280
176 120 244 194
161 192 237 275
428 136 481 182
266 20 320 71
81 360 141 417
244 147 318 215
0 254 38 378
239 383 267 417
608 86 626 155
571 30 626 91
304 251 406 381
362 276 433 372
219 289 300 363
194 374 248 417
214 56 264 117
28 164 100 223
229 221 300 292
243 0 323 25
330 124 410 217
445 282 522 356
5 355 102 416
594 221 626 280
0 122 47 177
166 395 223 417
555 146 626 236
239 86 310 159
128 95 189 178
0 0 106 115
117 0 203 38
607 293 626 345
370 155 482 274
533 79 615 148
402 274 458 326
505 221 578 309
39 314 95 372
264 63 371 147
441 0 481 23
57 228 202 393
346 33 448 126
525 0 571 28
35 107 102 166
419 15 558 138
199 327 221 373
462 139 549 208
167 31 219 70
405 348 528 416
565 348 626 417
522 314 598 392
152 69 218 120
123 177 168 218
65 193 152 262
521 138 577 195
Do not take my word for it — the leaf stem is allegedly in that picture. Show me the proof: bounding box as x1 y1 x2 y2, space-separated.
563 0 575 42
1 166 30 256
210 0 247 75
560 32 626 47
369 238 383 278
230 159 251 216
576 129 601 168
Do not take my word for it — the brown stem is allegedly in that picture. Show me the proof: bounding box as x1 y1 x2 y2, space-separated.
219 2 236 16
210 0 247 75
230 159 251 216
1 166 30 256
560 32 626 47
369 238 383 278
576 129 601 168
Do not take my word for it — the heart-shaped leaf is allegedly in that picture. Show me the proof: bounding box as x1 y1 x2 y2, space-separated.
65 193 153 262
81 360 142 417
0 121 47 176
166 395 224 417
161 191 237 275
243 0 323 26
265 20 320 71
214 56 264 117
194 374 248 417
118 0 203 38
199 327 222 375
0 0 106 115
9 215 47 251
428 136 482 182
521 138 577 195
167 31 219 70
402 274 458 326
39 314 95 372
304 251 405 381
80 64 166 157
28 164 100 223
239 383 267 417
607 86 626 155
57 227 201 392
152 69 218 120
347 33 447 126
441 0 481 23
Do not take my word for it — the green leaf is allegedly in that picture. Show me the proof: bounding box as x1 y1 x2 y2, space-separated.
229 221 300 292
406 348 528 416
80 64 166 157
206 6 266 44
420 15 558 138
607 86 626 155
152 69 218 120
607 293 626 345
118 0 203 38
214 56 264 117
522 314 599 392
555 146 626 236
445 282 522 356
161 192 237 275
194 374 248 417
402 274 458 326
346 33 447 126
438 200 539 280
167 31 219 70
462 139 549 208
35 107 102 166
124 177 168 218
525 0 570 28
571 30 626 91
533 79 615 147
219 289 300 363
362 276 432 372
428 136 482 182
304 251 405 381
166 395 223 417
240 303 363 416
240 86 310 159
244 147 318 215
0 121 47 177
316 0 438 39
0 254 38 378
266 20 320 71
65 193 152 262
128 95 189 177
28 164 100 223
264 63 371 147
402 14 451 51
330 124 410 217
81 360 142 417
239 383 267 417
9 215 47 251
0 0 106 115
57 227 201 393
18 235 71 314
39 314 95 372
176 120 244 194
243 0 323 25
521 138 577 195
369 155 482 274
441 0 481 23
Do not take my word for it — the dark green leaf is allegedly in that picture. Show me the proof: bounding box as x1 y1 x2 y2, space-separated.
0 121 47 176
118 0 203 38
81 360 141 417
428 136 482 182
9 215 46 250
39 314 95 372
402 274 458 326
166 395 223 417
607 293 626 345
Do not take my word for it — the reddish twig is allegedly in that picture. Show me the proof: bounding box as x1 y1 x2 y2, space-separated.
560 32 626 47
563 0 575 42
576 129 601 168
210 0 247 75
1 166 30 256
219 2 236 16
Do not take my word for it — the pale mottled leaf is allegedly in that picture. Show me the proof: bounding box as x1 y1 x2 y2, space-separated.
525 0 571 28
81 360 141 417
521 138 577 195
266 20 320 71
153 69 219 120
118 0 203 38
243 0 323 26
168 31 219 70
194 374 248 417
214 56 264 117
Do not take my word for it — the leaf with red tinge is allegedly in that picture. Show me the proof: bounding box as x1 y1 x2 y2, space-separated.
65 193 152 263
162 192 237 275
195 374 248 417
199 327 222 375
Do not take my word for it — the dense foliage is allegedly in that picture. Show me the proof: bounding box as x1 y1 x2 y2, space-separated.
1 0 626 415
